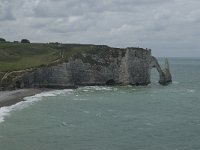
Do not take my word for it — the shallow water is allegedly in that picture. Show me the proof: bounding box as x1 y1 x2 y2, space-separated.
0 58 200 150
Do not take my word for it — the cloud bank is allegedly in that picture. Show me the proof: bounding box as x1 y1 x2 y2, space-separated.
0 0 200 57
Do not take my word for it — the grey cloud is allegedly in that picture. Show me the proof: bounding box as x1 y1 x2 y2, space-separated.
0 1 15 21
31 0 174 18
46 16 96 33
0 0 200 57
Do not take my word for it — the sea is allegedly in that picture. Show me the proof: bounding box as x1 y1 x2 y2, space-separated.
0 58 200 150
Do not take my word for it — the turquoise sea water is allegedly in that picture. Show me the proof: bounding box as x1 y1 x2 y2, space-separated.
0 58 200 150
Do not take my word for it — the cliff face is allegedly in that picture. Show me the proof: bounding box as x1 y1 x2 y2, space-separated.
0 46 172 89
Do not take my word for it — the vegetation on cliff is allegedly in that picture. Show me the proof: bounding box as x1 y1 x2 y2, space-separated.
0 42 151 89
0 43 61 72
0 42 134 72
0 38 6 42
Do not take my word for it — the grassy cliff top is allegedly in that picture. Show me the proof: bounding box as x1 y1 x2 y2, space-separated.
0 42 149 72
0 43 61 72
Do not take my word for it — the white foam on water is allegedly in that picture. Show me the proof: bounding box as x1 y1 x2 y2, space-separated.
73 98 88 101
83 110 90 114
173 81 179 84
80 86 114 91
61 122 75 127
83 89 89 92
126 85 132 88
113 88 118 91
0 89 73 124
144 122 154 126
62 122 67 126
94 86 113 91
96 112 102 117
186 89 196 93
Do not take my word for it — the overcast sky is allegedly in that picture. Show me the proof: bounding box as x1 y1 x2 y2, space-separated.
0 0 200 57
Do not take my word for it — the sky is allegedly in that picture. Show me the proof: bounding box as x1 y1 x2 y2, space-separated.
0 0 200 57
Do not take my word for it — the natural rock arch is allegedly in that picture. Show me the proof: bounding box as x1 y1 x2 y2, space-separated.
150 57 172 85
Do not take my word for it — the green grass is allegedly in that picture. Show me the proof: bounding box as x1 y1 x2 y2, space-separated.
0 43 61 72
61 44 94 60
0 43 101 72
0 42 145 73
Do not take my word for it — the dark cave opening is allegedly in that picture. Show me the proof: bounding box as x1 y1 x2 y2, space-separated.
106 79 116 85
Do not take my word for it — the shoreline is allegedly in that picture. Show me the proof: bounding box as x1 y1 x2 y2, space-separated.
0 89 46 108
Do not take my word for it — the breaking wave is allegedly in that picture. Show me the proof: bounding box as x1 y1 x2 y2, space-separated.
0 89 73 124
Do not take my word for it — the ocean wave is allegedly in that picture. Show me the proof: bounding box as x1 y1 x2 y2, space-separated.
79 86 118 92
83 110 90 114
73 98 88 101
186 89 196 93
173 81 179 84
0 89 73 124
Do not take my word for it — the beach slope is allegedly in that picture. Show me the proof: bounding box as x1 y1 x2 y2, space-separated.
0 89 44 107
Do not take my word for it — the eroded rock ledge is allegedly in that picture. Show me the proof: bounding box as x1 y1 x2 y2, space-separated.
0 47 172 90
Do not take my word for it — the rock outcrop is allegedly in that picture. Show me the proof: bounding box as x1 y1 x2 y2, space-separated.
0 46 172 89
150 57 172 85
